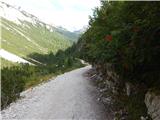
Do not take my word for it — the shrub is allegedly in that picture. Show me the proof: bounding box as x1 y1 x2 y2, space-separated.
1 44 84 109
1 66 26 109
78 1 160 87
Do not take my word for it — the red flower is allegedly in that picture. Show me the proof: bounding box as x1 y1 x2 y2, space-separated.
132 26 140 32
105 35 112 42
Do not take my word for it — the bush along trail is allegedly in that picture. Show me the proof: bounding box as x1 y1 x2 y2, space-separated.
1 45 85 109
77 1 160 120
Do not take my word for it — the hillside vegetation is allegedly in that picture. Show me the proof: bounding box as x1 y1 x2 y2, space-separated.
1 2 84 109
77 1 160 119
1 58 18 68
0 1 79 62
1 18 72 58
1 45 85 109
78 1 160 89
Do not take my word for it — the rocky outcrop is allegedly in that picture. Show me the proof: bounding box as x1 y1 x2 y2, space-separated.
145 91 160 120
90 64 151 120
93 65 131 119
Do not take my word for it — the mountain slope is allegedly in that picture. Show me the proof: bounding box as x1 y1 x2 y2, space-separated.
0 1 78 63
55 26 80 42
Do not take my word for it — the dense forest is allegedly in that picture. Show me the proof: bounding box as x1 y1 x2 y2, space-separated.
77 1 160 119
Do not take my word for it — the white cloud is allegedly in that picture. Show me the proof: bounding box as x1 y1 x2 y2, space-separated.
0 0 100 31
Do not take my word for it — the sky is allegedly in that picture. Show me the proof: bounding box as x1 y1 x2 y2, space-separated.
1 0 101 31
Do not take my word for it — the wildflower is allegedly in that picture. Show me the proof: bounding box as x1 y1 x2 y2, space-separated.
105 35 112 42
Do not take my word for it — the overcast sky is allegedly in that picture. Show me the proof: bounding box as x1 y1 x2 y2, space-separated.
1 0 101 31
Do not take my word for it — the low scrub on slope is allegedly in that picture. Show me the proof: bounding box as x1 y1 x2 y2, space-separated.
1 45 85 109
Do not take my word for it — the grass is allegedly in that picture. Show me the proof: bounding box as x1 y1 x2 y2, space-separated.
25 62 85 89
1 17 82 109
1 54 85 109
1 58 19 68
24 73 55 89
1 18 72 59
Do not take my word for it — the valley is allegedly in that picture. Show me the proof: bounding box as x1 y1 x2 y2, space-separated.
1 1 160 120
0 1 79 65
0 1 84 110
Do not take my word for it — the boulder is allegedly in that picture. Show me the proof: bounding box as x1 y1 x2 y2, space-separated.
145 91 160 120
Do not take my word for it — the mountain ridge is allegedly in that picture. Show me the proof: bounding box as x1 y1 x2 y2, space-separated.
0 1 79 65
0 1 79 40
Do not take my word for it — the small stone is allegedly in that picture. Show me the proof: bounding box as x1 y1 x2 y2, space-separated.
12 114 17 118
140 116 146 120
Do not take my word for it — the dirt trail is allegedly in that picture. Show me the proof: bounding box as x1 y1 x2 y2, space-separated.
1 66 113 120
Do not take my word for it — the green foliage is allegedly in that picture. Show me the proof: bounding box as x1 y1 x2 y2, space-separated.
55 27 80 42
114 86 149 120
1 18 72 58
1 58 18 68
78 1 160 87
78 1 160 119
1 66 26 109
1 44 84 109
1 5 82 110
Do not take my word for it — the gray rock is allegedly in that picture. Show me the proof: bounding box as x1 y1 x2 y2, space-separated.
145 91 160 120
125 82 132 96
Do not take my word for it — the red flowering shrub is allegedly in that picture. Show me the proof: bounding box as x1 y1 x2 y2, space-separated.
105 35 112 41
77 1 160 119
78 1 160 86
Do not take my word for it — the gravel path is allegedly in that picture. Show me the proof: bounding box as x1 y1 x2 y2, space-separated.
1 66 112 120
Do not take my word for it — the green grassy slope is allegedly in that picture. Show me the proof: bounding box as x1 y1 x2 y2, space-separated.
1 18 72 59
1 58 18 68
55 26 80 42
